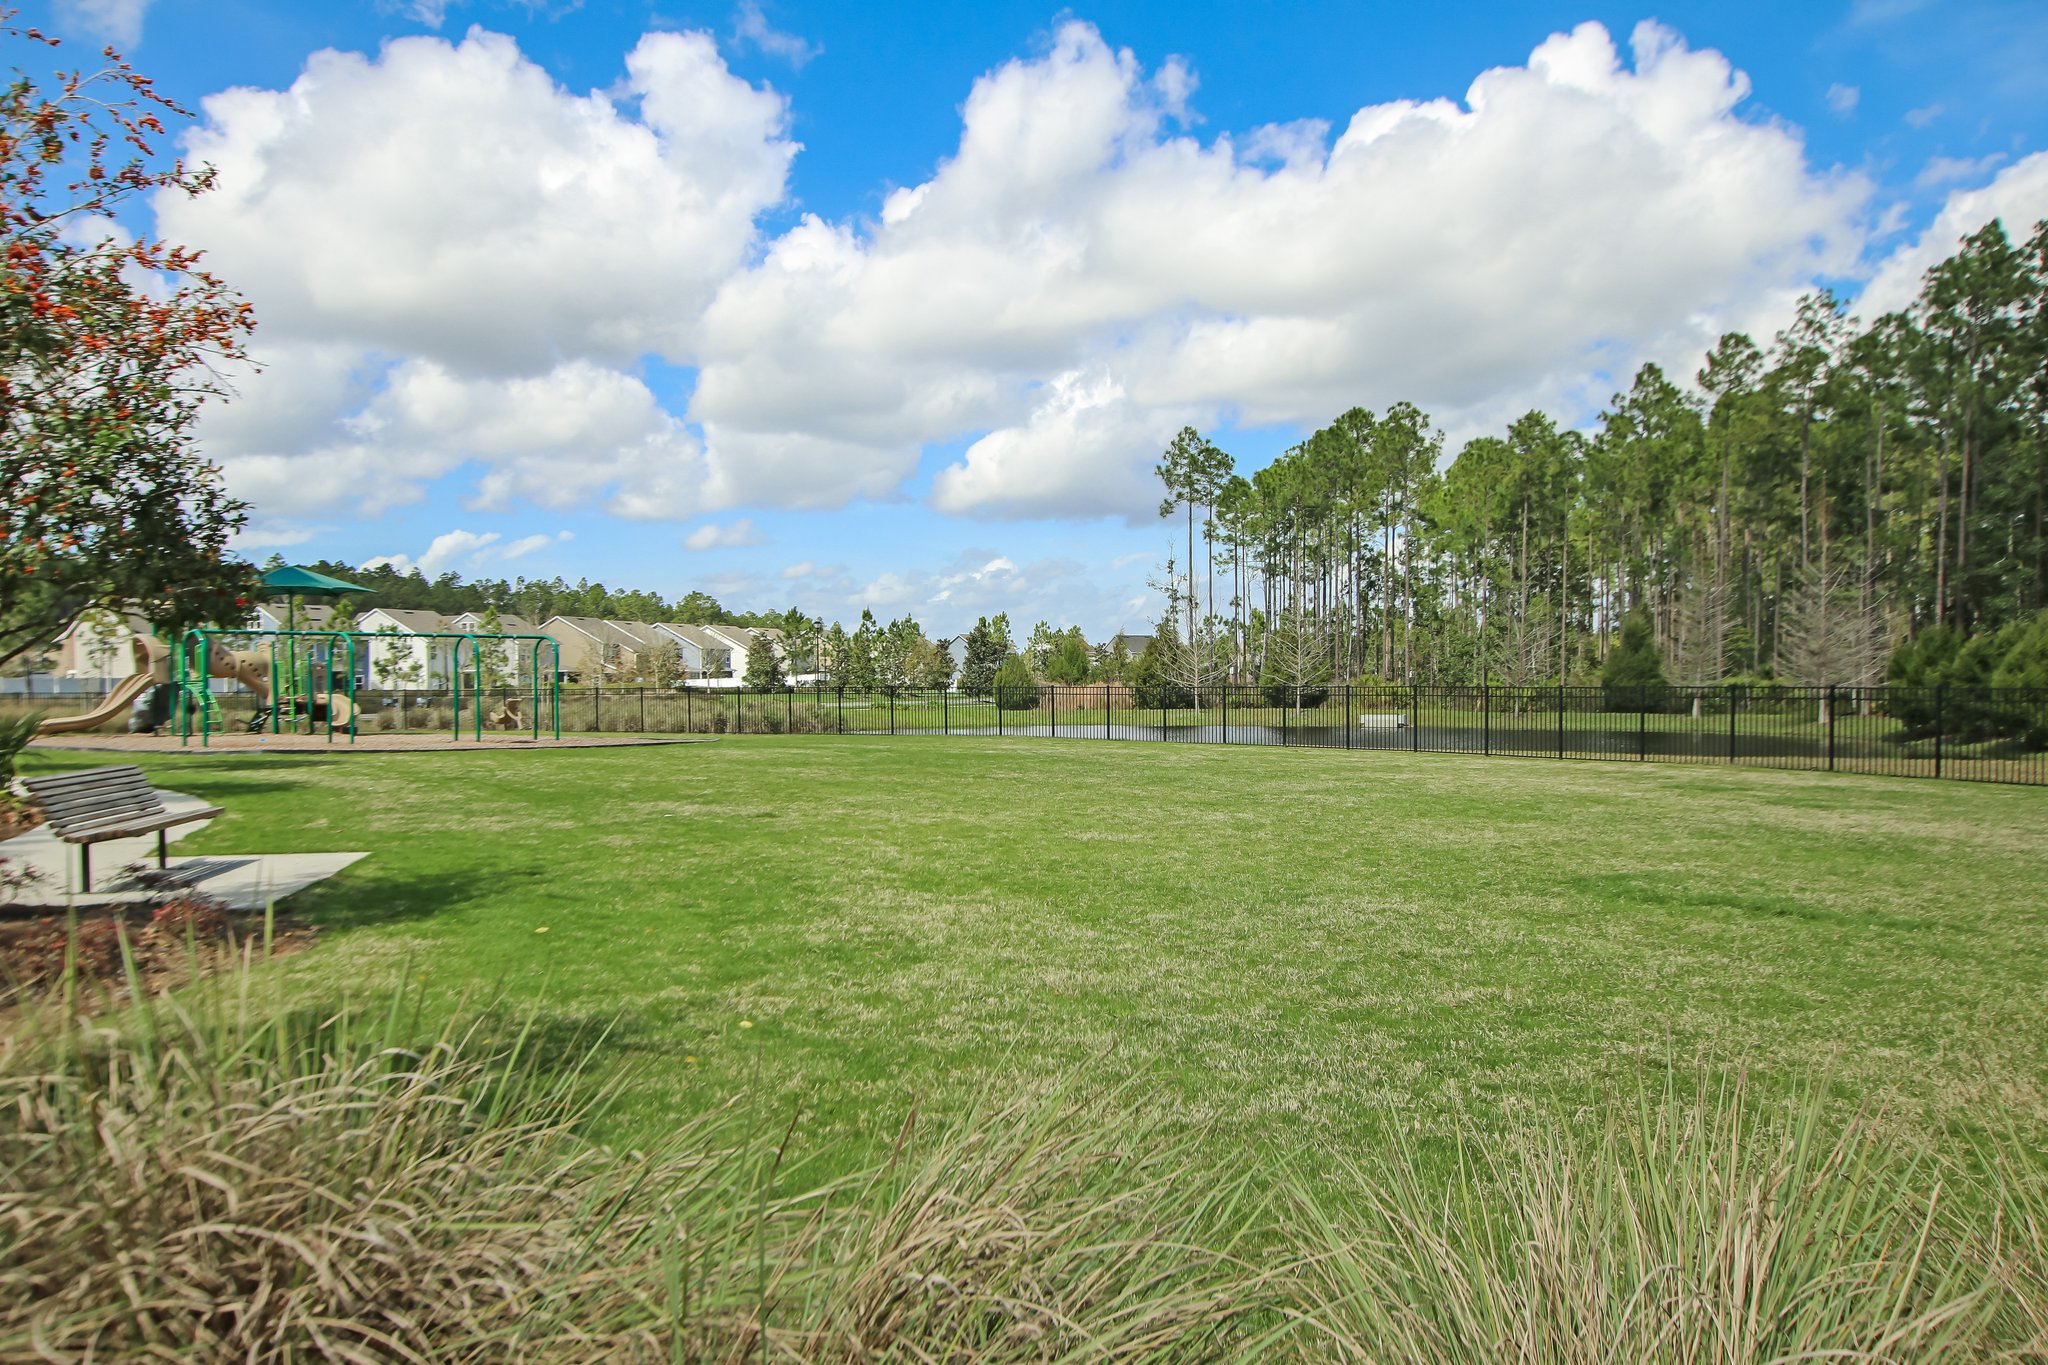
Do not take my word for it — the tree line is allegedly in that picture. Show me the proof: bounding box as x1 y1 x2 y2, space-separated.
1145 217 2048 700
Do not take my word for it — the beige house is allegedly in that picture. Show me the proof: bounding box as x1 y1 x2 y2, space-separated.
52 611 152 682
538 617 665 683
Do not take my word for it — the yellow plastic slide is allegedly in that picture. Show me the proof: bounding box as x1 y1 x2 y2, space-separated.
33 672 153 736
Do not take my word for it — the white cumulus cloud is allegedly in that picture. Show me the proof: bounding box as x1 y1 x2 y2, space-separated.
55 0 150 46
683 518 765 550
180 16 1897 538
1861 151 2048 316
692 19 1870 521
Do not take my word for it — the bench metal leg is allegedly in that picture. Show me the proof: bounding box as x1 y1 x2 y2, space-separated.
80 844 90 895
158 829 168 869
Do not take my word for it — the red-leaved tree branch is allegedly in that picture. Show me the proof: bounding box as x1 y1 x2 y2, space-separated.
1 12 259 669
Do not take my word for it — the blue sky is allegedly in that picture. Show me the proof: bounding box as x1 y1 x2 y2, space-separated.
19 0 2048 635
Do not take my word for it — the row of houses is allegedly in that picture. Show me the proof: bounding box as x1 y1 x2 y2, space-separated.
51 605 795 688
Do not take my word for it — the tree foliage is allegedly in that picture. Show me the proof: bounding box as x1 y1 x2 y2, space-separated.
959 614 1009 697
1150 217 2048 693
742 635 786 690
1 22 260 665
992 653 1039 710
1601 611 1666 710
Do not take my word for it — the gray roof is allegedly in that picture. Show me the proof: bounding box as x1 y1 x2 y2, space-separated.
449 611 536 635
540 616 663 649
256 601 335 628
654 623 732 653
362 608 449 634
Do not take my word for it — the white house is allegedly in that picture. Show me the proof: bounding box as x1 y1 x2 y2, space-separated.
703 625 792 682
358 608 454 688
446 611 538 682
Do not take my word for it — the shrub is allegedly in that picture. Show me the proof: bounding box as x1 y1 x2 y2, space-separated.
1601 610 1667 711
1129 637 1193 710
0 709 42 788
1259 670 1330 710
993 654 1040 711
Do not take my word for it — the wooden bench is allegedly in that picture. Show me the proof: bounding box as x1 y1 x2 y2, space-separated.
20 765 223 893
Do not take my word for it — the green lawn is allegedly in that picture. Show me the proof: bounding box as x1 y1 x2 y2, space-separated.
21 736 2048 1169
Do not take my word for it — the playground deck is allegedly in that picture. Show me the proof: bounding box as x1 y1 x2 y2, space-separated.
30 733 704 755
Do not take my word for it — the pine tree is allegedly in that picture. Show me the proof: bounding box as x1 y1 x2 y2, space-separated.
743 637 787 690
1046 629 1091 684
960 616 1005 696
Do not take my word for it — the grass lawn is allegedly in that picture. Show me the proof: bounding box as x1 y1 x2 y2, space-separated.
20 736 2048 1170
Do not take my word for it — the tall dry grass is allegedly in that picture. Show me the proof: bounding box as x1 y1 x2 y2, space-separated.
0 952 1273 1362
1278 1075 2041 1363
2 946 2044 1362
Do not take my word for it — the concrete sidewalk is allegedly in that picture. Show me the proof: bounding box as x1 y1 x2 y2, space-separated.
2 789 366 912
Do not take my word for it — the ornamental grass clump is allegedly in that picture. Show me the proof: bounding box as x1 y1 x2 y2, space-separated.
0 963 1275 1362
1280 1074 2001 1363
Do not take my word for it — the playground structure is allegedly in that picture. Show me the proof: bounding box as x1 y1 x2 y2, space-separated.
173 628 561 747
32 636 274 738
28 629 562 746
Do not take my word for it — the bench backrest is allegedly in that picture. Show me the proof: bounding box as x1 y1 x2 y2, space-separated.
21 765 167 839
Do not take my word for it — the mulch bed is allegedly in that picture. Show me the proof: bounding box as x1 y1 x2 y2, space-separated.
0 892 315 1009
0 801 43 841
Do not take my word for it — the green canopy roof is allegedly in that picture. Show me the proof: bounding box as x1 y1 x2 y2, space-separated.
260 565 374 595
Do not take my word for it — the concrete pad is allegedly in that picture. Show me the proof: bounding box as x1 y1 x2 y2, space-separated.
2 788 366 912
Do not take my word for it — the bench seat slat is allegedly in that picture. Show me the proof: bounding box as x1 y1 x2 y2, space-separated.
57 807 219 839
35 789 166 822
21 767 220 848
20 773 153 794
55 807 224 844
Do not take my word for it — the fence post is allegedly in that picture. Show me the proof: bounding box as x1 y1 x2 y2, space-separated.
838 688 844 735
1638 684 1647 760
1105 683 1111 740
1282 699 1289 746
687 688 693 730
943 687 948 735
998 689 1003 736
1558 683 1565 760
889 690 895 735
1933 685 1943 779
592 685 599 733
1826 686 1836 772
734 686 741 733
786 687 792 732
1483 685 1490 756
1222 685 1229 743
640 685 646 732
1050 687 1056 738
1728 685 1739 763
1411 685 1419 751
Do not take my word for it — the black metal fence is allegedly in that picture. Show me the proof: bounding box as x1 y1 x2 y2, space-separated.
422 681 2047 785
16 680 2045 786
